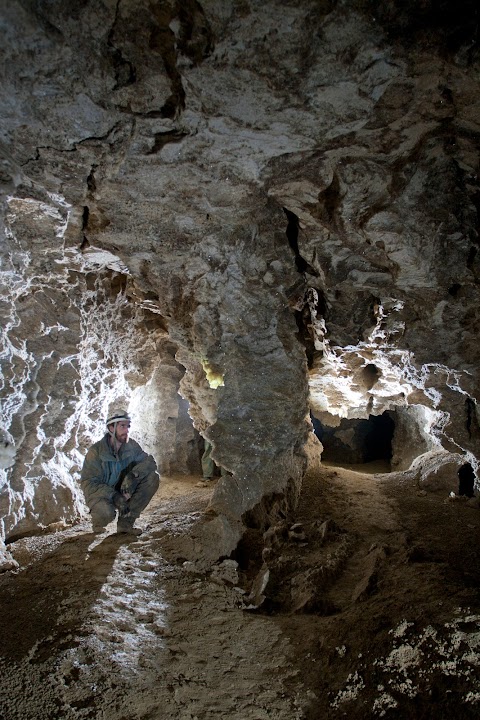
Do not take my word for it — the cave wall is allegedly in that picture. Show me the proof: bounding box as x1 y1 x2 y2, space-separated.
1 0 480 567
0 194 193 545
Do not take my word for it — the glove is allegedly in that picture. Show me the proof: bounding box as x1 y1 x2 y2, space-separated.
112 491 129 517
121 471 140 496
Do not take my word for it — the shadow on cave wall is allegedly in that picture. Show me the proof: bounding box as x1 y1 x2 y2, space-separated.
311 411 395 467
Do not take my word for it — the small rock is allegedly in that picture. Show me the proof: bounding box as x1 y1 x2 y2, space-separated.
210 559 239 585
288 523 306 542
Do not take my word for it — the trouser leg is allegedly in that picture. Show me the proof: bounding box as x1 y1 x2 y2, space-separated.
127 471 160 520
201 442 215 478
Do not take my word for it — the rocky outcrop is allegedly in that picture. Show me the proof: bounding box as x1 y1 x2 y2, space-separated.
0 0 479 568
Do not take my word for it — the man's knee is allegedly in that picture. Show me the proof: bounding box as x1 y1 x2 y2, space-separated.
91 499 116 526
131 471 159 507
142 471 160 498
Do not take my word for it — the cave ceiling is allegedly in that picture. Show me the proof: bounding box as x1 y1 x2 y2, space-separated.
0 0 479 560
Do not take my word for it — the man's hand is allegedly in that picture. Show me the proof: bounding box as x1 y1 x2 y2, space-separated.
121 471 140 497
112 491 129 516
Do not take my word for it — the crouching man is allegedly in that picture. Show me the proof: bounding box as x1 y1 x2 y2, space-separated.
80 409 160 536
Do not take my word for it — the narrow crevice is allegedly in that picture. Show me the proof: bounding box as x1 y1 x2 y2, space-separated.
20 121 131 164
466 396 477 438
107 0 137 91
283 208 317 275
77 120 135 148
80 205 90 251
81 206 89 231
86 165 97 195
20 144 76 167
107 43 137 91
147 130 188 155
149 5 186 118
284 208 323 366
316 172 341 226
294 301 317 368
175 0 215 65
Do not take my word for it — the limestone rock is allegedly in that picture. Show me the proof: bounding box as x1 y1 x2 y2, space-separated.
0 541 18 572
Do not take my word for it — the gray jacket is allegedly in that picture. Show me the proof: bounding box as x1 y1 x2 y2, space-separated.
80 433 157 509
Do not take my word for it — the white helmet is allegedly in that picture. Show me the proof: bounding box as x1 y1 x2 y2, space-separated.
106 410 131 426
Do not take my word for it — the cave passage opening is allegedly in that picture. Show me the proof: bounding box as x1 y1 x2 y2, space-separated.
458 462 475 497
311 410 395 468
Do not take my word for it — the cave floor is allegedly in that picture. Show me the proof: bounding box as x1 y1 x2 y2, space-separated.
0 464 479 720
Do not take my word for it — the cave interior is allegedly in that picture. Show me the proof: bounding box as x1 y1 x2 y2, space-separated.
0 0 480 716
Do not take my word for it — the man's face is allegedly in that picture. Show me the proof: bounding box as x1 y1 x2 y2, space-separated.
112 420 130 443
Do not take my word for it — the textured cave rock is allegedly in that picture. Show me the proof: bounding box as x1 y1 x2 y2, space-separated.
1 0 479 569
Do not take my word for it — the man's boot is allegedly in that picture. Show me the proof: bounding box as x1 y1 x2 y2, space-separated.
117 516 142 536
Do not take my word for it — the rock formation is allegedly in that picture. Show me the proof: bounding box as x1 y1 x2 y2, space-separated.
0 0 479 569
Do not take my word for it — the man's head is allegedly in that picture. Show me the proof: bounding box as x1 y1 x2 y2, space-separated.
106 410 131 444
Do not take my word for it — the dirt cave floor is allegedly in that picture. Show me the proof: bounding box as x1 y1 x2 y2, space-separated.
0 462 479 720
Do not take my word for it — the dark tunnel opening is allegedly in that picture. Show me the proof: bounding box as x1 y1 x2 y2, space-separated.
283 207 317 275
311 410 395 467
458 462 475 497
